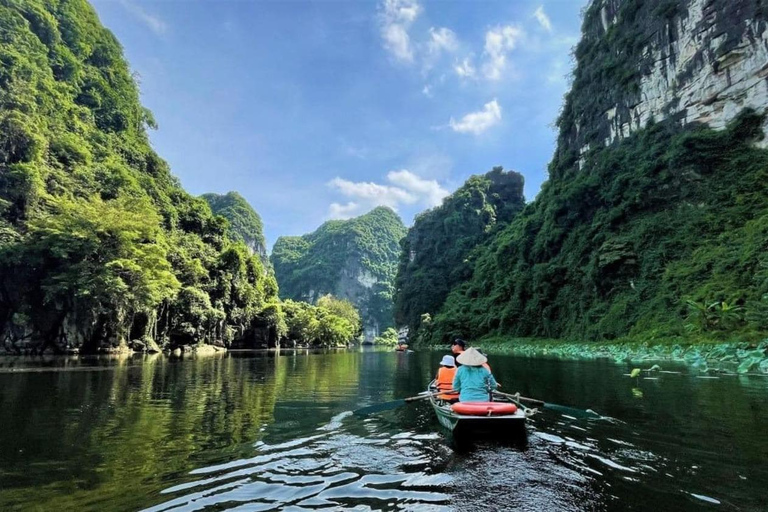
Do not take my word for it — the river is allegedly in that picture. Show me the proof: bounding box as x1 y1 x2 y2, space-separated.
0 348 766 511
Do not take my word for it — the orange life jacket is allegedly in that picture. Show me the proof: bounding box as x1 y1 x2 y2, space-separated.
436 366 457 400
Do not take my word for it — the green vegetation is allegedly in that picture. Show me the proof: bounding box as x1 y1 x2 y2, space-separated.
373 327 399 346
0 0 284 352
393 167 525 333
316 294 361 334
464 337 768 375
201 191 268 262
272 206 407 333
398 0 768 348
425 111 768 345
282 298 359 347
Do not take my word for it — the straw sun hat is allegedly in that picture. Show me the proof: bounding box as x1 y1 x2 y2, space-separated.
439 355 456 367
455 347 487 366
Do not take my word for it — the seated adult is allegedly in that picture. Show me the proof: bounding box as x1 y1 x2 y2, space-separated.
451 338 466 366
452 347 498 402
454 339 493 373
434 355 457 400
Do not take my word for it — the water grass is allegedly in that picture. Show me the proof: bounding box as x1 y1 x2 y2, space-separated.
460 336 768 375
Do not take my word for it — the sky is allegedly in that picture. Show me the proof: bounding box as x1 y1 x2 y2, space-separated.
90 0 588 249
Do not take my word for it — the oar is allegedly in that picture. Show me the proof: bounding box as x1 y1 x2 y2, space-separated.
494 391 601 419
353 390 456 416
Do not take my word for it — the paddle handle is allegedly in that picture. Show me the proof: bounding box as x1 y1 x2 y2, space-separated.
404 390 456 402
494 391 545 407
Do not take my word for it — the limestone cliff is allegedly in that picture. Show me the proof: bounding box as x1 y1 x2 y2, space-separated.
558 0 768 173
271 207 407 338
0 1 282 354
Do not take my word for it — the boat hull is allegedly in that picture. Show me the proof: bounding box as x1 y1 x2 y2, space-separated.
428 382 526 439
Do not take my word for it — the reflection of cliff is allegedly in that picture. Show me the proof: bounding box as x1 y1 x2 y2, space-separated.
0 354 285 509
274 351 361 401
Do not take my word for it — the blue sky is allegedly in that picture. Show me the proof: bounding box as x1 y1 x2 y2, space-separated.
91 0 588 248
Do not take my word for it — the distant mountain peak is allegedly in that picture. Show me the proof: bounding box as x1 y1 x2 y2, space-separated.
271 208 407 339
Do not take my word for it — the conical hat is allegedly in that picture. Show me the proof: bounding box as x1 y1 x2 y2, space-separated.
455 347 487 366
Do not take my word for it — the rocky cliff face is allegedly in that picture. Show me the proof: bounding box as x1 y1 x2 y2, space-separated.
558 0 768 173
271 207 407 338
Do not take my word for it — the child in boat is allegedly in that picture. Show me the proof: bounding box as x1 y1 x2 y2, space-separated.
452 347 498 402
435 355 458 400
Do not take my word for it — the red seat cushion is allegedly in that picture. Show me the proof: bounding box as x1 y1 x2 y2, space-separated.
451 402 517 416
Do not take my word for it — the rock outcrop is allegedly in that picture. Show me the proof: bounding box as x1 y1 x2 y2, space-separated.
271 207 407 338
393 167 525 333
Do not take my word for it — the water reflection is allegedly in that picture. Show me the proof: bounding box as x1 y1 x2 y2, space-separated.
0 349 766 511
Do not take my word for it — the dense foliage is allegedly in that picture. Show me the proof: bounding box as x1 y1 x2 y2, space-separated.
0 0 282 352
428 112 768 344
201 191 268 262
271 206 407 333
373 327 399 346
393 167 525 332
282 298 359 347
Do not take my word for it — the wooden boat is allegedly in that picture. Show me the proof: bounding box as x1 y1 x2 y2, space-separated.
427 380 526 437
395 344 408 351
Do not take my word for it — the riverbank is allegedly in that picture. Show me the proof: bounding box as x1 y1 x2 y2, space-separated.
439 337 768 375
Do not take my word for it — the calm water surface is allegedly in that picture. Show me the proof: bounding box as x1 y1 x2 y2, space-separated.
0 349 766 511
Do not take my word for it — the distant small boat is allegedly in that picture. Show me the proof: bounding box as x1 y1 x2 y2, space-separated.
427 380 526 437
395 344 408 352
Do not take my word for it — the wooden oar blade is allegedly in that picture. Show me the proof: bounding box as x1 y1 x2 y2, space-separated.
542 403 602 419
495 391 602 420
353 399 406 416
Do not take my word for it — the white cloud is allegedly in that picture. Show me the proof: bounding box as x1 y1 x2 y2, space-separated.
454 56 476 78
387 169 449 207
119 0 167 35
327 169 449 219
533 6 552 32
427 27 458 55
422 84 432 97
482 25 524 81
328 202 362 220
329 177 416 208
379 0 421 63
449 99 502 135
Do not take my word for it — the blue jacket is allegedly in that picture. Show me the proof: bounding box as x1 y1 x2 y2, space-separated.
452 365 497 402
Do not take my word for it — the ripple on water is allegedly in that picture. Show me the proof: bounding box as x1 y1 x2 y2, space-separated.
143 413 451 511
